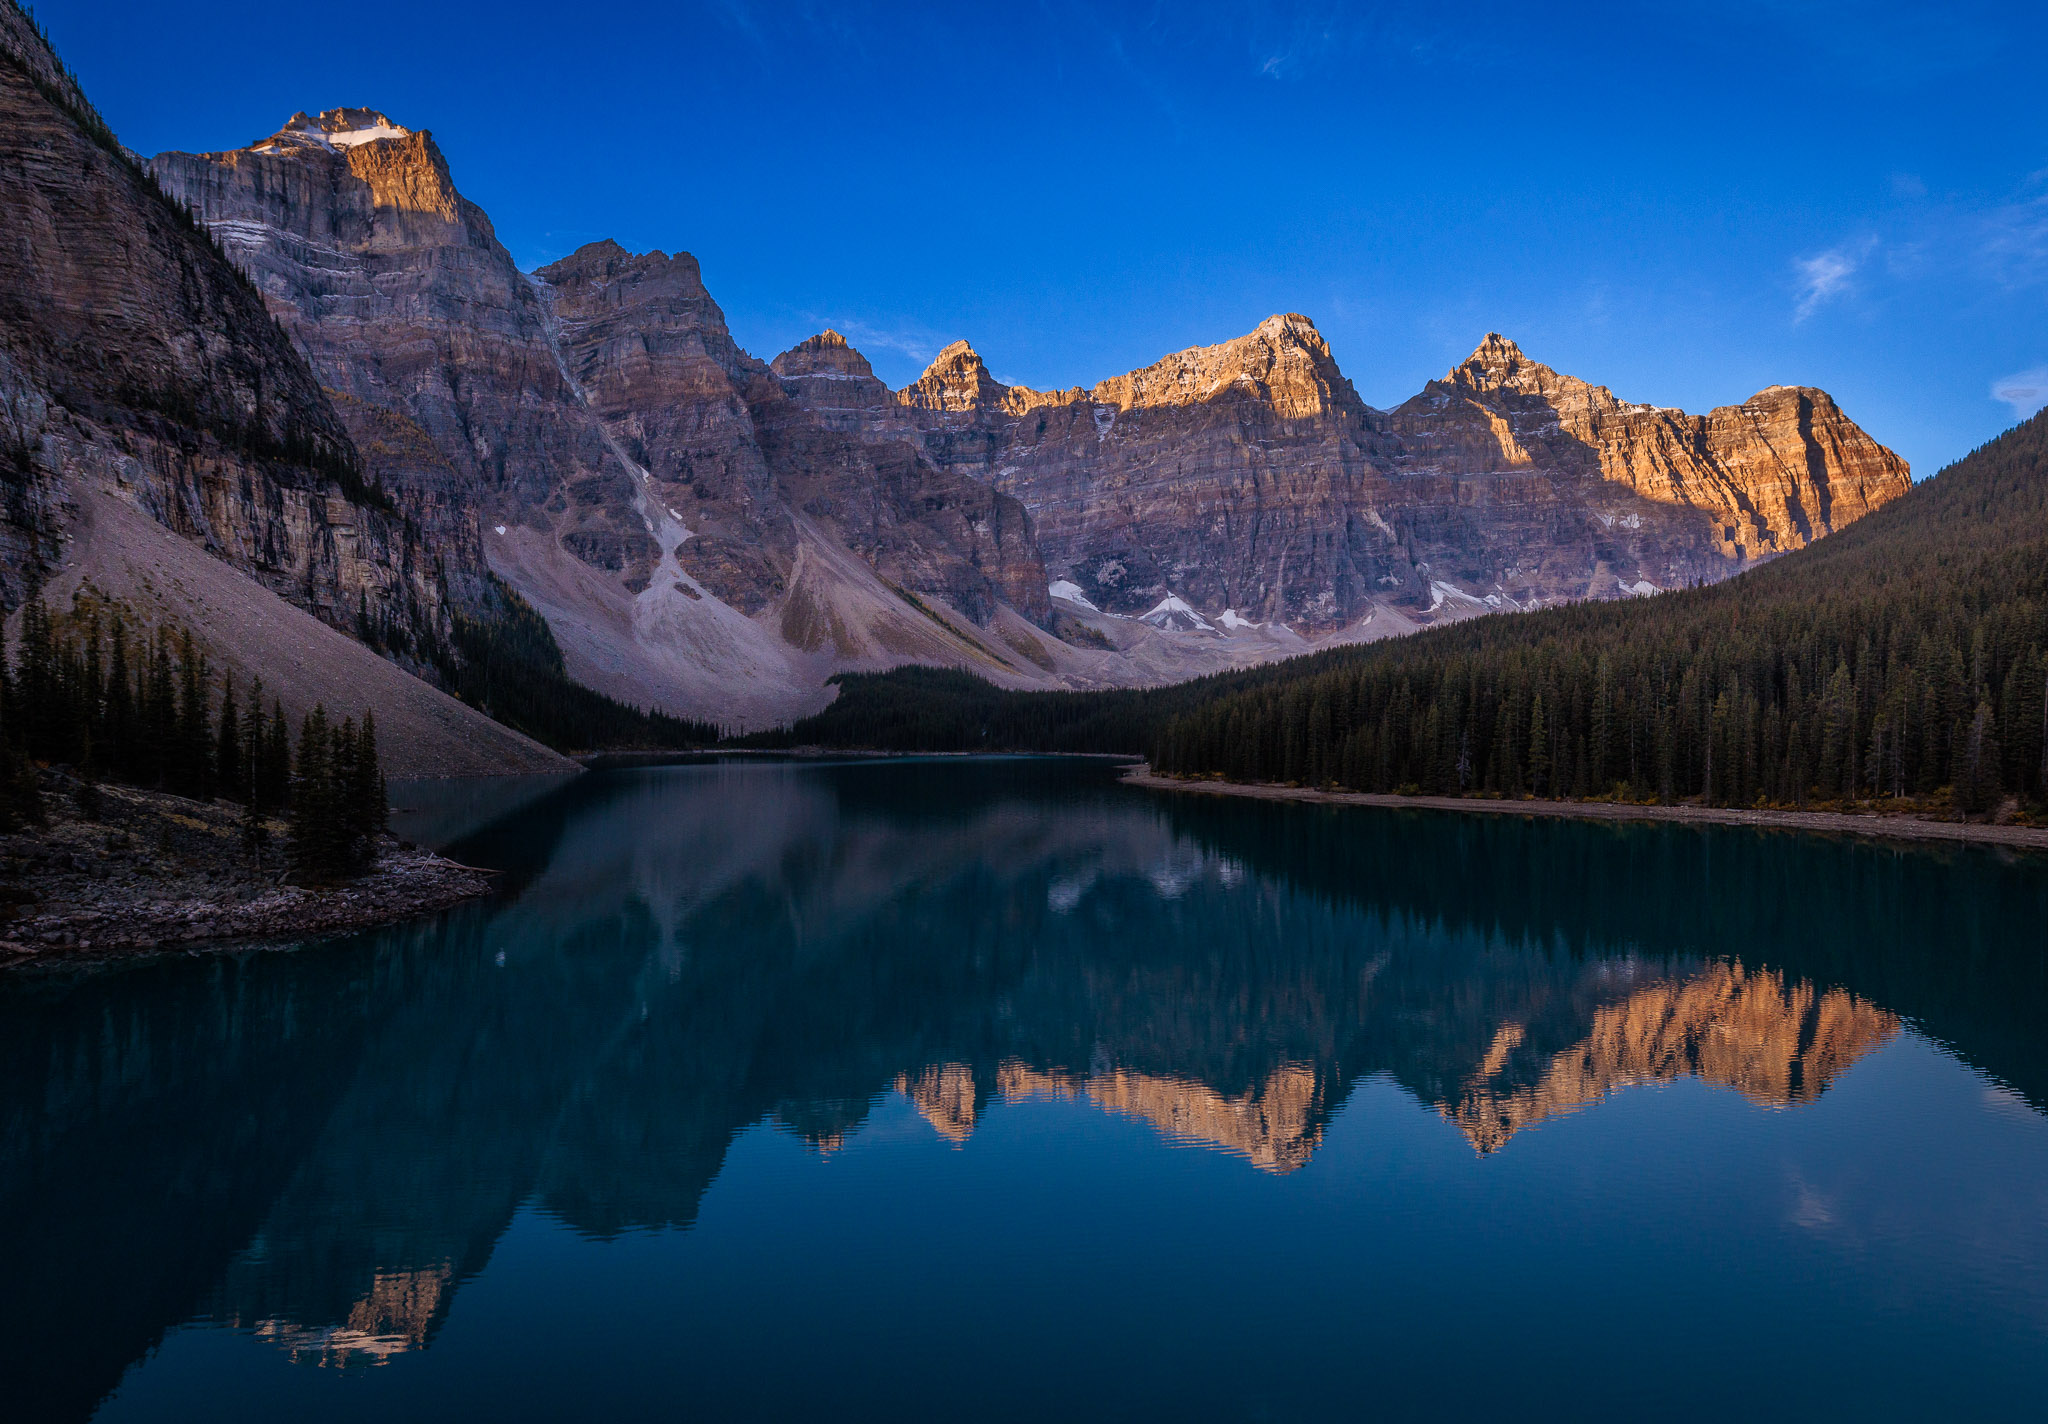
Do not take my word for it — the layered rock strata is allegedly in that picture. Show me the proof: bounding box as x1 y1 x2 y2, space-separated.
154 120 1054 721
0 19 448 641
777 321 1912 629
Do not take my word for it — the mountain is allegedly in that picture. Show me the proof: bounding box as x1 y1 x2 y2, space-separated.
752 407 2048 820
152 123 1074 727
774 318 1911 630
147 97 1909 729
1147 407 2048 808
0 7 566 775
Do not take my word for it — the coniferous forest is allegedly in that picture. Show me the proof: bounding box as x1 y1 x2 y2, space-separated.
440 581 722 752
764 410 2048 817
0 600 389 878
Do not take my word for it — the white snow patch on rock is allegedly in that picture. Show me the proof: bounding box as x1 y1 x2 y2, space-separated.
1048 580 1099 611
1140 595 1214 632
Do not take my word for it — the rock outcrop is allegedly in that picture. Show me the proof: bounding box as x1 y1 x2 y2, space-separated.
154 123 1056 723
148 108 627 611
1387 333 1913 583
0 15 449 644
779 319 1912 630
142 88 1912 723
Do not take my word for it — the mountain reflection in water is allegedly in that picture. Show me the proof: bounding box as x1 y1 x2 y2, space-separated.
3 757 2045 1422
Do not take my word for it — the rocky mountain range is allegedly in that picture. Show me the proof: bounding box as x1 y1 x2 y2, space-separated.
0 10 564 775
777 317 1911 630
5 16 1914 738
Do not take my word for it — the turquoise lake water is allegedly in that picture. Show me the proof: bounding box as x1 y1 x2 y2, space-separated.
5 757 2047 1421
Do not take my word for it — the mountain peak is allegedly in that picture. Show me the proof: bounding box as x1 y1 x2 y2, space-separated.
258 108 414 153
1445 332 1569 397
772 330 878 384
1257 312 1323 344
899 340 1013 413
1087 311 1354 418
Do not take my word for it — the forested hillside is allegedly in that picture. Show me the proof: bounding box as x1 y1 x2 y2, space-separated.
1151 409 2048 810
764 410 2048 816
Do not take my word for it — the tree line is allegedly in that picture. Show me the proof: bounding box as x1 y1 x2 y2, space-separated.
2 597 389 878
752 409 2048 821
1149 410 2048 815
434 580 723 752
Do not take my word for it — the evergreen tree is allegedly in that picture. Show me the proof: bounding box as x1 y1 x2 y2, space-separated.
288 705 335 878
261 698 292 813
216 670 242 802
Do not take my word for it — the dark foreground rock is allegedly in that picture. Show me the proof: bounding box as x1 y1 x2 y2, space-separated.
0 773 493 964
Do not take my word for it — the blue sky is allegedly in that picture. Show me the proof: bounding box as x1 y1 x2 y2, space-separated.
37 0 2048 478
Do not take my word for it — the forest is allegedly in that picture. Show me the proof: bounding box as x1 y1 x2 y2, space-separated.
766 409 2048 817
0 601 389 877
433 581 722 752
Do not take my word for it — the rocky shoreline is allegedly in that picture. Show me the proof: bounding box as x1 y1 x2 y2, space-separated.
1122 769 2048 851
0 774 495 966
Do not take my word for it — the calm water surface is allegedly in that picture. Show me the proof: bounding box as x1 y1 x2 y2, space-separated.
5 758 2048 1422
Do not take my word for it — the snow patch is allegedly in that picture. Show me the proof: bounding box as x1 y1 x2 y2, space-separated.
1048 579 1099 611
1217 608 1262 630
327 122 412 147
1429 580 1487 610
494 525 507 536
1141 595 1214 632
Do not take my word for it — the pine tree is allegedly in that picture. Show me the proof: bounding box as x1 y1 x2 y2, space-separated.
355 709 387 840
104 616 132 780
1958 700 2003 819
174 628 210 798
261 698 292 813
216 670 242 803
288 705 335 878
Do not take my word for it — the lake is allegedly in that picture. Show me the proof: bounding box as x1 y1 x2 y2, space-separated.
5 757 2047 1422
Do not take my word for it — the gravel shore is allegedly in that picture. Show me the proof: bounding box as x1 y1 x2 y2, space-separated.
1122 769 2048 851
0 773 495 965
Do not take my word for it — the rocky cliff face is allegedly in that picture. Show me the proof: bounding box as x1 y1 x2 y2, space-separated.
1388 333 1913 586
144 89 1911 721
0 13 448 642
149 109 628 613
780 319 1912 631
155 124 1053 723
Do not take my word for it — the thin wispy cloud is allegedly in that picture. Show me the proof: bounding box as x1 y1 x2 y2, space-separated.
1974 186 2048 288
815 316 947 369
1991 367 2048 419
1792 239 1872 320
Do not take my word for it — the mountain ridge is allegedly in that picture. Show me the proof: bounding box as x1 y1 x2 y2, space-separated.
142 96 1914 728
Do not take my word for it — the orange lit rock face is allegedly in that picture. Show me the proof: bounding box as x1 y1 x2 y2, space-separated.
899 1060 1328 1174
780 322 1911 629
1390 335 1913 564
0 23 453 637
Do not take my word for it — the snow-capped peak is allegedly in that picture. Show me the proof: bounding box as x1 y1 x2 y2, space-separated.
257 109 413 154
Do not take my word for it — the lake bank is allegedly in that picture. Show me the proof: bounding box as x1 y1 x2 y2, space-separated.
1122 769 2048 851
0 775 494 966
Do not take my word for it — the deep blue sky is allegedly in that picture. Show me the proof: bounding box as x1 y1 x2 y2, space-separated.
37 0 2048 478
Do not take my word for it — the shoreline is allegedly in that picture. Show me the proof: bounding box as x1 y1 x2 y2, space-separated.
1 774 498 968
1121 769 2048 851
0 845 496 967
